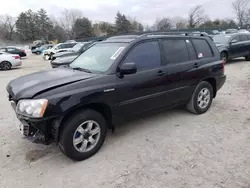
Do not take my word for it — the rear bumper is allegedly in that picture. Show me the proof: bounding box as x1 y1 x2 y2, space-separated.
215 75 226 91
12 60 22 67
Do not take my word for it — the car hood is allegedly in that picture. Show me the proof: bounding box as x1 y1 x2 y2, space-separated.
7 68 97 100
52 55 78 64
54 51 78 58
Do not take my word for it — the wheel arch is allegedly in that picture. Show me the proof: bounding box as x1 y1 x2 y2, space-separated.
203 77 216 98
56 102 113 142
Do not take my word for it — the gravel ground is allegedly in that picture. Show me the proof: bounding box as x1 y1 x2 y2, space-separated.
0 53 249 188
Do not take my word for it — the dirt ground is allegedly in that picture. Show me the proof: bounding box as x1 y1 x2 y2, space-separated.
0 52 249 188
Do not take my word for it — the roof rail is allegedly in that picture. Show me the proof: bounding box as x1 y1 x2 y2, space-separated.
138 31 211 39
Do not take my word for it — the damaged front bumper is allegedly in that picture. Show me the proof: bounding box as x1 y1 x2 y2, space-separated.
10 101 61 145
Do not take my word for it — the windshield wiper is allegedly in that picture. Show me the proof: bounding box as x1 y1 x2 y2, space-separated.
72 67 92 73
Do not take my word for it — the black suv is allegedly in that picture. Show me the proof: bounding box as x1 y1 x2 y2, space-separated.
6 33 226 161
213 33 250 62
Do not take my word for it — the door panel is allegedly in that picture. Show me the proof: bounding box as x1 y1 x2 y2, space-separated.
116 40 167 116
228 35 245 58
116 67 167 115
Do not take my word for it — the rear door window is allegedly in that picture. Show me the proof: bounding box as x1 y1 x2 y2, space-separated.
246 35 250 40
162 39 190 63
192 39 213 58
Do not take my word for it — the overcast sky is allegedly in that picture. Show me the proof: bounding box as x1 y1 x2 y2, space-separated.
0 0 236 24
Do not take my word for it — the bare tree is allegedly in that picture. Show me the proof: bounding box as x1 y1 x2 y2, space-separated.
232 0 249 28
60 9 83 39
155 17 173 31
172 17 187 29
0 14 16 40
188 5 205 28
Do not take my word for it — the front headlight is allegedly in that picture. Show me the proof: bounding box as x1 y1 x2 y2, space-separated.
17 99 48 118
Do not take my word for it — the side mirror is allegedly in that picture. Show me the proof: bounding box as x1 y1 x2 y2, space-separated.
119 62 137 75
230 39 238 44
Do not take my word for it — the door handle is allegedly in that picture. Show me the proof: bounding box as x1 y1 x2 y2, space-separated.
156 70 165 76
193 63 200 68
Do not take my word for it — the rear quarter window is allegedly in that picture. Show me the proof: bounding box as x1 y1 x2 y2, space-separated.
192 39 213 58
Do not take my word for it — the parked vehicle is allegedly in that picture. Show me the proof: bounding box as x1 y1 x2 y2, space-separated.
238 29 249 33
213 33 250 62
0 52 21 70
225 29 238 34
50 42 94 68
32 44 54 55
0 47 27 57
43 42 78 60
6 33 226 161
51 42 93 60
51 55 78 68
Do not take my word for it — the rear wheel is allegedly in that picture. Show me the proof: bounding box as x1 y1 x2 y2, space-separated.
187 81 213 114
59 109 107 161
220 52 228 63
0 61 12 70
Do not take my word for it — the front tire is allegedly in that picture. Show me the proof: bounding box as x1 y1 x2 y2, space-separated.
220 52 228 63
245 54 250 61
187 81 213 114
36 51 41 55
59 109 107 161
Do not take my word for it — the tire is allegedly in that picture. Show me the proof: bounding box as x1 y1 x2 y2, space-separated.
59 109 107 161
187 81 213 114
220 52 228 63
245 54 250 61
36 51 41 55
0 61 12 70
48 53 54 60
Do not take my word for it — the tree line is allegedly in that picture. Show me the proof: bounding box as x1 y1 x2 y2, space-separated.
0 0 249 43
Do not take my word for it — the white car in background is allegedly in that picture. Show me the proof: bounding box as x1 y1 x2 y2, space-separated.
43 42 77 60
0 52 22 70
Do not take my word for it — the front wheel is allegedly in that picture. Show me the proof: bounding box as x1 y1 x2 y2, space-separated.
220 52 228 63
187 81 213 114
245 54 250 61
59 109 107 161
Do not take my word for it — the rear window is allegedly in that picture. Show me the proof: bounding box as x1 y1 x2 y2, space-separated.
192 39 213 58
162 39 189 64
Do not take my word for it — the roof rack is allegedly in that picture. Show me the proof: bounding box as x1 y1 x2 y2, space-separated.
138 31 211 39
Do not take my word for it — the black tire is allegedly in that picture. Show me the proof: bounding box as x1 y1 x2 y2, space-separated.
59 109 107 161
36 51 41 55
48 53 54 60
245 54 250 61
0 61 12 70
187 81 213 114
220 52 228 63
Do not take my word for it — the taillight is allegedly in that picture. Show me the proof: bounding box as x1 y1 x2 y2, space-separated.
13 55 20 59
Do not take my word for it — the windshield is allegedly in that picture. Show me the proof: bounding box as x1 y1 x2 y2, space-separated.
71 43 84 52
213 35 231 44
70 43 127 73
